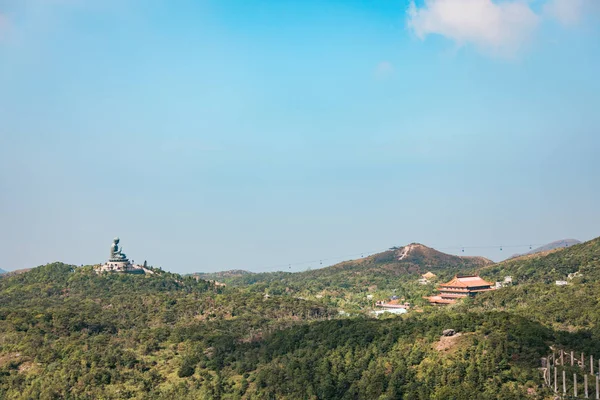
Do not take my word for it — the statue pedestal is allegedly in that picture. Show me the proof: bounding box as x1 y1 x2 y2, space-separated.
97 260 145 274
99 261 131 272
110 261 130 270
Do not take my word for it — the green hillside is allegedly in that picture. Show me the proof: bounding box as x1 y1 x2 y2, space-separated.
292 243 491 282
0 262 565 399
202 244 491 285
194 270 252 281
3 238 600 399
467 236 600 337
232 311 554 399
195 244 492 310
0 263 334 399
478 236 600 284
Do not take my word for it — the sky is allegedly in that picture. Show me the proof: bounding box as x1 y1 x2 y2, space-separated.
1 0 599 273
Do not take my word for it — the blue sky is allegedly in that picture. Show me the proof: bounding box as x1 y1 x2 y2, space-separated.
1 0 599 273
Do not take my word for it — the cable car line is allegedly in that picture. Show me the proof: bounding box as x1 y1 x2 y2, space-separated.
253 242 551 273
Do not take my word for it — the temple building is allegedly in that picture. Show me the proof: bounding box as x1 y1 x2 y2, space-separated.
422 271 436 280
376 298 411 310
418 271 437 285
96 237 146 274
426 275 494 305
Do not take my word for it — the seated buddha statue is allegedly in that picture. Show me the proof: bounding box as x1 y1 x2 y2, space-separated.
110 237 128 261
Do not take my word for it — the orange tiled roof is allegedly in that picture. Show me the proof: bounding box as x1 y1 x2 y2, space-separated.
439 275 493 288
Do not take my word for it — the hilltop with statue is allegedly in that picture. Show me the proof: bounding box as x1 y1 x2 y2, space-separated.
96 237 152 274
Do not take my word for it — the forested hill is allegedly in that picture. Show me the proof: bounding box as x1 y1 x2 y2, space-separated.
465 236 600 355
197 243 492 288
4 252 600 398
193 269 252 281
314 243 492 275
478 236 600 284
0 261 569 399
0 263 334 399
190 244 494 312
4 240 600 399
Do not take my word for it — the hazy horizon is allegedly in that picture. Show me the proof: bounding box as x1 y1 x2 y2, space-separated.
1 0 599 274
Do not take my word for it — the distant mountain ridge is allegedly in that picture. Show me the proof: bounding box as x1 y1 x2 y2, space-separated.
196 243 493 291
0 268 6 275
193 269 251 281
510 239 581 259
0 268 32 277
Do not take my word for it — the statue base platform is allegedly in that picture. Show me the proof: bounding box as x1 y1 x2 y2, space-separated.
97 261 145 274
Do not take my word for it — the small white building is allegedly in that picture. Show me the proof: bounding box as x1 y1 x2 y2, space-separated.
375 299 410 310
494 276 513 289
555 280 568 286
371 308 407 316
567 272 582 280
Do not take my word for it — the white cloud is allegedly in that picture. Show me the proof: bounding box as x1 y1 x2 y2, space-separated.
407 0 540 56
544 0 597 26
374 61 394 79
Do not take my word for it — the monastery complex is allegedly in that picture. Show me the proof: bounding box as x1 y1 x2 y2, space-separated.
426 275 495 305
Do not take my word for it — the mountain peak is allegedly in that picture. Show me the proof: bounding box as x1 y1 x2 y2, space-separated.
390 243 491 265
340 243 493 276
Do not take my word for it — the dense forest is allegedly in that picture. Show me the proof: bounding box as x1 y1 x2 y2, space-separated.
1 237 600 399
0 263 333 399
